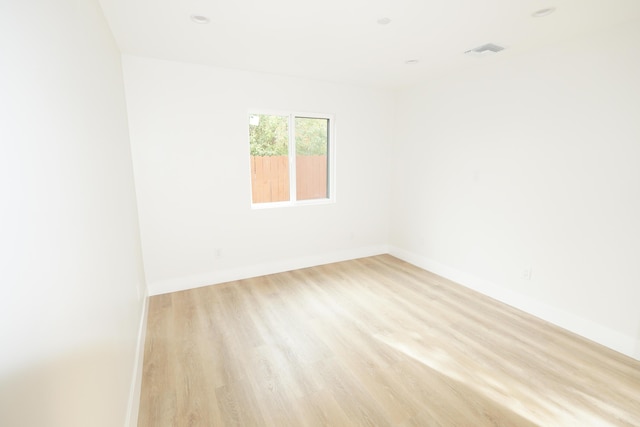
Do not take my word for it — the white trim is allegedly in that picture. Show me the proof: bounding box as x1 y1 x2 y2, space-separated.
148 245 388 296
250 198 336 210
388 245 640 361
143 245 640 361
125 295 149 427
289 115 297 202
248 110 336 208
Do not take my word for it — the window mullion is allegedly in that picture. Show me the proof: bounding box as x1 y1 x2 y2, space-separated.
289 114 297 202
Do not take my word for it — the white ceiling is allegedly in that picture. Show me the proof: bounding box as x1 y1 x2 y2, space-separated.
98 0 640 89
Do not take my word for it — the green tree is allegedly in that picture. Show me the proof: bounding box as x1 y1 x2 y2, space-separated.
295 117 328 156
249 115 328 156
249 114 288 156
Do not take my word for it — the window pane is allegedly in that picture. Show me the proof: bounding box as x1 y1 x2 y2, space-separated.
249 114 289 203
295 117 329 201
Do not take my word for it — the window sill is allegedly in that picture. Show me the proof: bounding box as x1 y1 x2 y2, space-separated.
250 198 335 210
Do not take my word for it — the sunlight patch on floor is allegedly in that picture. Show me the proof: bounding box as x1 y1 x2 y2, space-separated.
373 333 620 427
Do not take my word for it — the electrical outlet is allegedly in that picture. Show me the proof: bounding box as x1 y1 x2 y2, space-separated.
214 248 223 258
521 267 532 280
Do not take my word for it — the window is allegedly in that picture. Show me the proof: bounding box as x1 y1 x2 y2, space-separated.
249 112 334 207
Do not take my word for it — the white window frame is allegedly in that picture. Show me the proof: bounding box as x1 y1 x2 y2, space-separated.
248 110 336 209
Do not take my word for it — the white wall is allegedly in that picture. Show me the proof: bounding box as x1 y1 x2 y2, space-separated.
0 1 147 426
390 21 640 359
122 56 394 295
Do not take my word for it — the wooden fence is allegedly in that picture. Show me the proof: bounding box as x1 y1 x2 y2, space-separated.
250 155 327 203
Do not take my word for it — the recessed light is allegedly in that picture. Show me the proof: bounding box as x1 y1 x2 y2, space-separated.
532 7 556 18
377 17 391 25
404 59 419 65
190 14 210 24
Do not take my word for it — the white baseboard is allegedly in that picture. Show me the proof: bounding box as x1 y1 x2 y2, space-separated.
125 295 149 427
148 245 389 296
143 245 639 361
389 246 639 361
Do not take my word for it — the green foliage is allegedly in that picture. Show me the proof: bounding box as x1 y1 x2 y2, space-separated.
295 117 328 156
249 114 328 156
249 114 288 156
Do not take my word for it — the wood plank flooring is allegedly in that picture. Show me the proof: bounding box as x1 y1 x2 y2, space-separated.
138 255 640 426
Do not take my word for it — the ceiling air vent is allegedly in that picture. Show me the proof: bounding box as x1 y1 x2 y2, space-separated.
465 43 505 56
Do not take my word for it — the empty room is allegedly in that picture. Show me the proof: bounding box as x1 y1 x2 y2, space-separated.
2 0 640 426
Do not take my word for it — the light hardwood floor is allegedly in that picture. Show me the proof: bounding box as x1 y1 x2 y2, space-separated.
138 255 640 426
